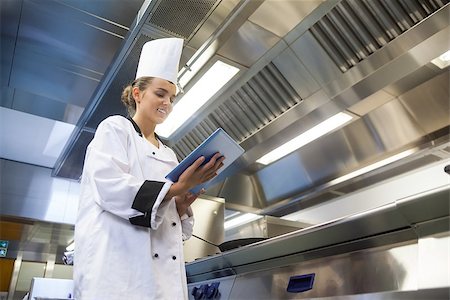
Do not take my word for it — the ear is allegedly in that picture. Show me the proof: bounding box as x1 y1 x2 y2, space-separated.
132 86 140 102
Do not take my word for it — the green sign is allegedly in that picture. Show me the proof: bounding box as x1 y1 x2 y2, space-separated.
0 240 9 257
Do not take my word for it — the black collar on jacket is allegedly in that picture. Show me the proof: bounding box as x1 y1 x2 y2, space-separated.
126 116 163 144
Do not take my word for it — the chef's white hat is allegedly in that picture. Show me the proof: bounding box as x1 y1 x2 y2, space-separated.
135 37 183 84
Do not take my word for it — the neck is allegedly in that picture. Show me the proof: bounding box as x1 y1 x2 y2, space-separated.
132 115 156 139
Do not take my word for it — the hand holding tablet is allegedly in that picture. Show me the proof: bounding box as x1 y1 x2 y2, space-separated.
166 128 245 193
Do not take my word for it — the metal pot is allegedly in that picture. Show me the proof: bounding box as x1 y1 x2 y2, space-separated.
217 237 267 252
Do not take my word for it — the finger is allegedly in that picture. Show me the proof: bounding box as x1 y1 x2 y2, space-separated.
203 160 224 178
207 163 224 177
202 153 222 169
213 158 225 170
203 172 217 182
185 193 198 205
185 156 205 174
190 188 205 198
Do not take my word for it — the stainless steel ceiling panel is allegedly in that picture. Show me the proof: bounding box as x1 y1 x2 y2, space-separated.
348 89 395 116
293 127 360 183
272 47 320 99
21 0 128 70
8 0 128 110
248 120 357 204
383 64 444 97
0 87 14 108
256 154 314 203
218 173 265 210
11 89 67 122
186 0 240 49
58 0 143 29
337 117 386 162
248 0 324 38
11 50 100 102
0 0 21 87
217 21 280 67
10 50 99 107
398 72 450 134
176 0 262 85
290 31 343 87
363 99 426 151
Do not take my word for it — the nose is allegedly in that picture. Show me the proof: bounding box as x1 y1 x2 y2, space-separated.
162 96 172 105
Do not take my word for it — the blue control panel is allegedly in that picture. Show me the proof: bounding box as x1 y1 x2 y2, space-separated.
287 273 315 293
191 282 220 299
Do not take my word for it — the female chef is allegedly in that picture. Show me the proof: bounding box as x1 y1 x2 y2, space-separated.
73 38 224 300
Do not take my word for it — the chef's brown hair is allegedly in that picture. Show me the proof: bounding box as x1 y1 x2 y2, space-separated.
121 76 153 117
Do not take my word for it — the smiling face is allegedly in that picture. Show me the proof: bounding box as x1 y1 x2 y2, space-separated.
133 77 176 125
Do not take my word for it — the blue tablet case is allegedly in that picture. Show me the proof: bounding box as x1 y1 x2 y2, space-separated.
166 128 244 193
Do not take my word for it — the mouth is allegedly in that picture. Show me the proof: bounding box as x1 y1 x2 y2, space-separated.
157 108 167 115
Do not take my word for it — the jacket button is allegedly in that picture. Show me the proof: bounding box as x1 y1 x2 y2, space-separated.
172 222 176 226
154 253 159 258
172 256 176 260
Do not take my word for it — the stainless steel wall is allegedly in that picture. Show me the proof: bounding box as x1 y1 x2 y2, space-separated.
183 196 225 262
0 159 79 224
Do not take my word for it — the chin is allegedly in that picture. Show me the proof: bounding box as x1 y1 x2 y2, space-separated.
155 118 167 124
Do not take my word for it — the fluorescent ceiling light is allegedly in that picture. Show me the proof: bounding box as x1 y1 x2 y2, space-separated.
431 50 450 69
224 213 263 230
328 149 416 186
156 60 239 138
256 112 353 165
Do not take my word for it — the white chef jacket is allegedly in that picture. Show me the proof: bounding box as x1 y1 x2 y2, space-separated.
73 115 194 300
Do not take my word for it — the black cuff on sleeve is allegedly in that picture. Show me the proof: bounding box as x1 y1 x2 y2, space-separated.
132 180 165 213
129 213 151 228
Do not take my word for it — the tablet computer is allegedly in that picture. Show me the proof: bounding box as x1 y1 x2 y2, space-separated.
166 128 244 193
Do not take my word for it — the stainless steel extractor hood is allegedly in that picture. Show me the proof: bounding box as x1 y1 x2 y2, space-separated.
53 0 450 218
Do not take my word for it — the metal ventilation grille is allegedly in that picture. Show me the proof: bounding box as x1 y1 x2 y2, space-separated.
148 0 220 39
310 0 449 72
172 63 302 159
